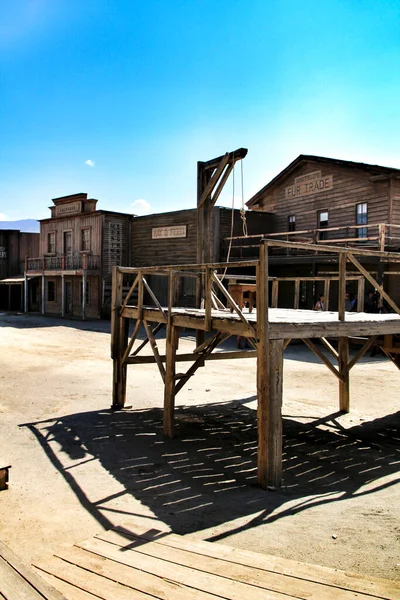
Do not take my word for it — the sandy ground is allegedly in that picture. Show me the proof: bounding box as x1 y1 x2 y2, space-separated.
0 313 399 582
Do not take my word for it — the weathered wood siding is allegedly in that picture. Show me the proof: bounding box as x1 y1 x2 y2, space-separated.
19 233 39 273
101 213 131 277
254 161 391 238
39 214 103 256
0 231 19 278
43 275 101 318
131 209 197 267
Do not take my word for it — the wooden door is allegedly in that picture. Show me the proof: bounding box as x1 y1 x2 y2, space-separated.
65 281 73 315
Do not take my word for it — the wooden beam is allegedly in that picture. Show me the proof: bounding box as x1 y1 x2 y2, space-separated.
348 335 378 370
126 350 257 364
131 322 164 357
200 147 247 170
264 239 400 260
302 338 343 381
347 253 400 314
143 276 167 320
121 318 142 365
320 337 339 359
212 272 256 337
338 337 350 412
120 273 139 313
163 324 179 437
338 252 346 321
197 153 230 209
143 320 166 382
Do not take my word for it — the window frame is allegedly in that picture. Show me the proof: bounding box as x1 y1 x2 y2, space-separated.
80 227 91 252
47 231 56 255
318 210 329 240
288 215 296 232
355 202 368 239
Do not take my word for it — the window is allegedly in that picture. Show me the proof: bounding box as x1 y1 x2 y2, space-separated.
47 232 56 254
47 281 56 302
318 210 329 240
80 280 90 306
356 202 368 238
288 215 296 232
81 228 90 251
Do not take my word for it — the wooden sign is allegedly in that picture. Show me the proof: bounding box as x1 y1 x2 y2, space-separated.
285 171 333 199
152 225 187 239
55 202 81 217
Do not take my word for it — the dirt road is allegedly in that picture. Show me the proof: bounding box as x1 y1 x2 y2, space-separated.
0 313 399 580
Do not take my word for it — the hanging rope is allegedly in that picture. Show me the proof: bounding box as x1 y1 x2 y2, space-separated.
240 159 248 237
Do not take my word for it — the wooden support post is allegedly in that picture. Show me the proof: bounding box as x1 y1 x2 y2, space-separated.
61 274 65 318
357 277 365 312
338 252 346 321
41 274 45 315
163 324 179 437
271 280 278 308
294 279 300 309
338 337 350 412
257 243 283 489
82 271 87 321
24 275 28 313
324 279 330 311
111 268 127 410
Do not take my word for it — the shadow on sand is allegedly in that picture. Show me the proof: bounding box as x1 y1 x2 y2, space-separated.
21 400 400 543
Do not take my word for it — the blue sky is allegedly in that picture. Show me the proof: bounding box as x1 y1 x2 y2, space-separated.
0 0 399 221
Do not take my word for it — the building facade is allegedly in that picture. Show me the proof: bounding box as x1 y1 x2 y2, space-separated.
244 155 400 306
0 229 39 311
25 193 131 319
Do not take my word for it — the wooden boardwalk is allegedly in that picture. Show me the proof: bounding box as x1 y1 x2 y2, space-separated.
0 540 66 599
34 524 400 600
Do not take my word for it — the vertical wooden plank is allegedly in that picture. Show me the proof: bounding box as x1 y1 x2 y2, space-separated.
205 267 212 331
82 271 87 321
338 252 346 321
378 223 386 252
163 324 179 437
271 280 278 308
24 274 28 313
61 273 65 317
294 279 300 309
357 277 365 312
324 279 330 311
338 337 350 412
257 242 283 489
266 338 284 488
41 274 45 315
111 267 126 410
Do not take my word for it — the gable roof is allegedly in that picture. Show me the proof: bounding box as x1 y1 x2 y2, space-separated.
246 154 400 209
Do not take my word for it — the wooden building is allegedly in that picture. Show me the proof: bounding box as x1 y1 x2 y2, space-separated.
25 193 131 319
0 229 39 311
239 155 400 306
131 207 272 305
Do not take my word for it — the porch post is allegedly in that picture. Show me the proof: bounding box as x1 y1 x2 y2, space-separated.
61 274 65 318
24 276 28 313
82 272 87 321
41 275 45 315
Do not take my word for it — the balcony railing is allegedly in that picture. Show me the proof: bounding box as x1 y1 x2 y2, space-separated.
222 223 400 259
26 253 100 272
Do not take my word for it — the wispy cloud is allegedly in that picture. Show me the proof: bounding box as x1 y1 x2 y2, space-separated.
0 213 8 220
85 159 95 167
131 199 151 215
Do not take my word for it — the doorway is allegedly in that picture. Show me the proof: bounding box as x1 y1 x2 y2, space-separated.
65 281 73 315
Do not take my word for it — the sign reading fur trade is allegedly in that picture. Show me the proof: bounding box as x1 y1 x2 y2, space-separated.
152 225 187 239
285 170 333 199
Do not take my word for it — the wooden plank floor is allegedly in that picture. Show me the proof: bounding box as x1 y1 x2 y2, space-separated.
33 523 400 600
0 540 66 600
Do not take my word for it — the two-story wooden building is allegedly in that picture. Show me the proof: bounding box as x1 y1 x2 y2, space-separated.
241 155 400 306
25 193 131 319
0 229 39 311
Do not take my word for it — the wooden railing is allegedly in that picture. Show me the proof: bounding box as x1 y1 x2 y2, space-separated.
26 253 100 272
223 223 400 258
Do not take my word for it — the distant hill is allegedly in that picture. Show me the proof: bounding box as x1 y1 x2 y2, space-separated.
0 219 39 233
